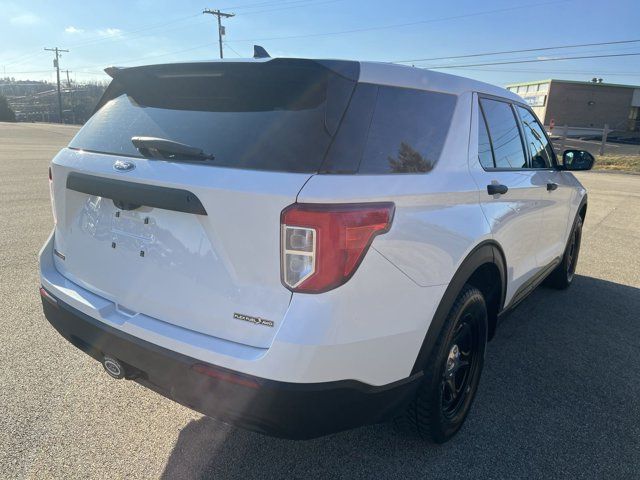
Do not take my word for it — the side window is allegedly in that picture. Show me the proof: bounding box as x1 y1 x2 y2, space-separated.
479 98 527 169
516 106 554 168
477 106 495 169
358 86 457 173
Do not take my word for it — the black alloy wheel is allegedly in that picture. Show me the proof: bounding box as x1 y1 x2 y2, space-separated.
396 284 488 443
441 313 482 419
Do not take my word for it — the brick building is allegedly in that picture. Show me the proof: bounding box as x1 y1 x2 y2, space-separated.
505 79 640 133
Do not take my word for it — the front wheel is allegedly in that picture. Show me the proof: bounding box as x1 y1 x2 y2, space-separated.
544 215 583 289
396 284 488 443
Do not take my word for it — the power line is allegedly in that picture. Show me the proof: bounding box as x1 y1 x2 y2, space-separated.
1 70 54 75
394 38 640 64
449 66 640 76
62 14 203 49
413 43 640 67
84 42 218 69
223 41 243 57
203 9 236 58
418 52 640 69
0 14 203 66
226 0 569 42
221 0 313 10
238 0 343 16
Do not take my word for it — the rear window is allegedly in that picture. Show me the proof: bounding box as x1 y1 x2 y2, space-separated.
360 86 456 173
70 60 357 173
321 84 457 174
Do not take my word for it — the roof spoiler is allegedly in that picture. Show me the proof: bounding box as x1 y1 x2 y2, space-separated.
104 66 122 78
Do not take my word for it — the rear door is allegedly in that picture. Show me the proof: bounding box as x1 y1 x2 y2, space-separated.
49 59 358 349
514 105 574 266
468 95 547 303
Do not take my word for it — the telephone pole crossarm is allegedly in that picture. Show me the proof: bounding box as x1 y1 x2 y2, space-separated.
203 9 235 59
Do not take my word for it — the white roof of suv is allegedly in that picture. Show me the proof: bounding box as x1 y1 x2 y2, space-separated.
357 60 523 102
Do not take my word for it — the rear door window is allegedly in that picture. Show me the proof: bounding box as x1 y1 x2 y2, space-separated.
357 86 457 173
479 98 527 169
516 106 555 168
478 108 495 169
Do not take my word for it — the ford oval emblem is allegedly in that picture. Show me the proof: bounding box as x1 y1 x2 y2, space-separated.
113 160 135 172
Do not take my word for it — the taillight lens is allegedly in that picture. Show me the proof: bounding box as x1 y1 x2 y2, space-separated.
281 203 395 293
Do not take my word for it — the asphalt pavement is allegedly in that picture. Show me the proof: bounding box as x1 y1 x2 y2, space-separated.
1 122 639 479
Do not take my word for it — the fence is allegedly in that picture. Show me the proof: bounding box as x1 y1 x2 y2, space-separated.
546 124 612 156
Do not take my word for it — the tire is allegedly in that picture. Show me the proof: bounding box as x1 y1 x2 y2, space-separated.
543 215 583 290
396 284 488 443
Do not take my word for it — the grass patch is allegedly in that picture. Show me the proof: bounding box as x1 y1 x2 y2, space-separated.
594 155 640 173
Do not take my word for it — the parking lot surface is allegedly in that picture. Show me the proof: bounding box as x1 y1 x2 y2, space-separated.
1 122 639 479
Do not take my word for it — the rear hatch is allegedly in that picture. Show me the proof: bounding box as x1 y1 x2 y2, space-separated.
50 59 358 348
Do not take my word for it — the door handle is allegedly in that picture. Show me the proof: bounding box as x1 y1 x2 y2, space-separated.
547 182 558 191
487 184 509 195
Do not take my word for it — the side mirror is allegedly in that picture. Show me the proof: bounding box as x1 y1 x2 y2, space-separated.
562 150 595 171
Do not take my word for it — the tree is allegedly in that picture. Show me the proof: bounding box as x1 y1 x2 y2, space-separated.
388 141 432 173
0 95 16 122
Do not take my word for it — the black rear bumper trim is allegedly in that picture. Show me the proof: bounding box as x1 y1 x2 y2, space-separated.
66 172 207 215
40 290 422 439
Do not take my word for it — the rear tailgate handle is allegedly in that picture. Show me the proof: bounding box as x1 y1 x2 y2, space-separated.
487 184 508 195
66 172 207 215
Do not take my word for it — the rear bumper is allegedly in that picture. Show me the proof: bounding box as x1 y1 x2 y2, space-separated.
41 290 422 439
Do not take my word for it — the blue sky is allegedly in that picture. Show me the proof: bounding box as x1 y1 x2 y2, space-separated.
1 0 639 87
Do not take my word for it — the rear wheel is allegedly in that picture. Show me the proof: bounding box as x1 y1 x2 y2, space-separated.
544 215 583 290
396 285 488 443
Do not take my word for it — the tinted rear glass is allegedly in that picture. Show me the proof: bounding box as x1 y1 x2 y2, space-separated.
322 84 457 174
359 86 456 173
478 108 495 169
516 106 555 168
70 61 356 173
479 98 527 169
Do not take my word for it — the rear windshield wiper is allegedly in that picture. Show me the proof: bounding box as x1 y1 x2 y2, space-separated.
131 136 215 161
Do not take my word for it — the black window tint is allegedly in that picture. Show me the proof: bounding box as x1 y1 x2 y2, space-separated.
358 86 457 174
478 107 495 169
480 98 526 169
321 83 378 173
70 61 356 173
516 106 554 168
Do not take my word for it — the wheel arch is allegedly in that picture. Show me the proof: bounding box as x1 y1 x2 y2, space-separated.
578 194 588 223
411 240 507 374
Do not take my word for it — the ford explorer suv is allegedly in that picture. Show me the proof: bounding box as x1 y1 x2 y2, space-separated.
39 58 593 442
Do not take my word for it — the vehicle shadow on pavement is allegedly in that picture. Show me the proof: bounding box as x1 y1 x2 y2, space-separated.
161 274 640 480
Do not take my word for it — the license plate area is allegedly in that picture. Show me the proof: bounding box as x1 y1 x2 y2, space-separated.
111 208 155 257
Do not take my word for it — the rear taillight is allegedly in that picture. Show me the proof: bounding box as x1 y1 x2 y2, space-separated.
281 203 395 293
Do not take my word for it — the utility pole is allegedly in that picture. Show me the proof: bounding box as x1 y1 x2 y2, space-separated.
65 69 72 88
44 47 69 123
203 9 235 59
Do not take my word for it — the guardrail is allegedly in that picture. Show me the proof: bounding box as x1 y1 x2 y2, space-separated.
546 124 612 156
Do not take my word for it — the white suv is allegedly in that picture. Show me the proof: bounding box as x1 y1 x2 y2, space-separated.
39 58 593 442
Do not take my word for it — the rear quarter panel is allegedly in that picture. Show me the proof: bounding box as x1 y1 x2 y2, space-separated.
293 91 492 382
297 91 491 288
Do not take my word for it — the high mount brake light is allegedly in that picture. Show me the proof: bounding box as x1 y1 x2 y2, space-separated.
281 203 395 293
